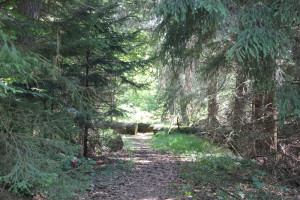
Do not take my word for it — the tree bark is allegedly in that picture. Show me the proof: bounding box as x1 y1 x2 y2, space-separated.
233 70 246 130
83 51 90 157
207 74 219 127
180 65 193 125
179 86 189 125
18 0 41 19
17 0 41 45
251 59 278 155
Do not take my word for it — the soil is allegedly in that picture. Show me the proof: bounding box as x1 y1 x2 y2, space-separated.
85 133 187 200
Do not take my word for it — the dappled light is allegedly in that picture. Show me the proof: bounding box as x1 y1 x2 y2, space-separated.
0 0 299 199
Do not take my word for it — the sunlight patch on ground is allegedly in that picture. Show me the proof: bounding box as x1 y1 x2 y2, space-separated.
136 159 152 164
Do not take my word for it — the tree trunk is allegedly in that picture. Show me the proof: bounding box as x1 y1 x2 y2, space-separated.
252 93 264 126
181 64 194 125
251 59 278 155
264 90 278 152
104 122 138 135
233 70 246 130
83 124 88 157
83 52 90 157
18 0 41 19
293 34 300 68
179 86 189 125
207 74 219 127
180 102 189 125
17 0 41 44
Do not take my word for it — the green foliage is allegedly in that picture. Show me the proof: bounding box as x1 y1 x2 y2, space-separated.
190 155 255 184
0 30 90 198
0 90 94 199
183 153 288 199
157 0 300 131
183 154 285 199
0 0 154 198
0 31 57 94
151 132 230 155
228 2 292 62
276 78 300 125
98 129 123 151
151 130 291 199
157 0 228 23
117 69 164 122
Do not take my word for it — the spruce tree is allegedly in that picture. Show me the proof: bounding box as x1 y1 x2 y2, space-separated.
157 0 300 155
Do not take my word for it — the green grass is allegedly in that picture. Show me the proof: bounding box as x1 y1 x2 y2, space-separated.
151 131 290 199
151 132 231 155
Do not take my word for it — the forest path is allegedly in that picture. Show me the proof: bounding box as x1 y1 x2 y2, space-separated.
86 133 186 200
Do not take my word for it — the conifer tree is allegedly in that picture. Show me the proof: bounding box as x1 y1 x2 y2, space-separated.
157 0 300 155
0 0 151 197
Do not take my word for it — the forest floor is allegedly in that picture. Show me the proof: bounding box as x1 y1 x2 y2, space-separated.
84 133 189 200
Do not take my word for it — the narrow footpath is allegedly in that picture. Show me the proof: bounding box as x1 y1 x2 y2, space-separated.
85 133 187 200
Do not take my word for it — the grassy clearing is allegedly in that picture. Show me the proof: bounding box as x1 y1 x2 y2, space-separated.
151 131 293 199
151 132 231 155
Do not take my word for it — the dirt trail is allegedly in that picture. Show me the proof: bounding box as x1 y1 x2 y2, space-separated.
86 133 186 200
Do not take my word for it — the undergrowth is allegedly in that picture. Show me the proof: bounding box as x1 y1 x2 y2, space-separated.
151 131 294 199
151 131 231 155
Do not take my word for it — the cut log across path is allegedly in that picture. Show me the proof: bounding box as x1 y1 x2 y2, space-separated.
169 126 202 134
153 125 203 135
137 123 154 133
99 121 203 135
103 122 138 135
153 124 166 134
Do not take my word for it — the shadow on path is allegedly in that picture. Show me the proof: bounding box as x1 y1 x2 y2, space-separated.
86 133 187 200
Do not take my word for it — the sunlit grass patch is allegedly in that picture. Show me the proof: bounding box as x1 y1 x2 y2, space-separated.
150 131 291 199
151 132 231 155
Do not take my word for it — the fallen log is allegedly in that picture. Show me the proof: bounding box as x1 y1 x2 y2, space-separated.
102 122 138 135
138 123 154 133
153 125 166 135
169 126 202 134
153 125 203 135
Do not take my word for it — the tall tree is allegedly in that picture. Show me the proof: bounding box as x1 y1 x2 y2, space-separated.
0 0 152 197
157 0 300 155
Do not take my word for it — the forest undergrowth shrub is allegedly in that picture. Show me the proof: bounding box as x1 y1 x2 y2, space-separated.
221 121 300 188
99 129 124 152
0 30 98 199
183 154 293 199
0 107 95 199
151 131 295 199
91 129 124 155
